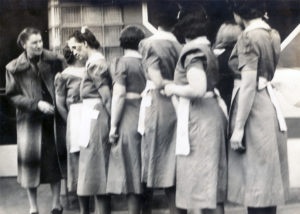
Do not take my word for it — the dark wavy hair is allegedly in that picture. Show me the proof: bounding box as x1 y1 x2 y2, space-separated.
228 0 266 20
175 4 209 40
152 1 179 30
17 27 41 49
70 27 100 49
119 25 145 50
63 45 76 65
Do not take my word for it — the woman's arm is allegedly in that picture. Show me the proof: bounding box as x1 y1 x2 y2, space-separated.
98 85 112 115
147 64 172 89
165 62 207 99
230 70 257 151
55 95 68 121
6 69 40 111
109 83 126 144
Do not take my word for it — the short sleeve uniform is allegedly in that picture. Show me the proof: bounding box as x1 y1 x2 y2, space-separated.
138 33 182 188
227 26 289 206
174 38 227 209
77 52 111 196
107 56 146 194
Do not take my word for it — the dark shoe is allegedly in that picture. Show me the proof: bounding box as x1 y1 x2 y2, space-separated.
30 212 38 214
51 207 63 214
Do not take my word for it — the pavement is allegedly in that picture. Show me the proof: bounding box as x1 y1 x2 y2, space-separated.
1 177 300 214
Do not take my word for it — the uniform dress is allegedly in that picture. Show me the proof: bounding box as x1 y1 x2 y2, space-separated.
77 52 111 196
5 50 64 188
55 66 85 192
106 53 146 194
174 37 227 209
138 31 182 188
227 21 289 207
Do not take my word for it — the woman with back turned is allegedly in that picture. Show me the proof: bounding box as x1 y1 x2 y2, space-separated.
227 1 289 213
164 4 227 214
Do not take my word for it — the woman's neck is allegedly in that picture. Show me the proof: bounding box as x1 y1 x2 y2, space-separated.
243 17 263 28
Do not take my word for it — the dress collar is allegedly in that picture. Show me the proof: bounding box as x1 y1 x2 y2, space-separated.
244 19 271 33
123 49 142 58
150 30 178 42
86 51 105 67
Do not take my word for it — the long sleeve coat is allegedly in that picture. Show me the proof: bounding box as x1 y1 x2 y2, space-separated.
5 50 66 188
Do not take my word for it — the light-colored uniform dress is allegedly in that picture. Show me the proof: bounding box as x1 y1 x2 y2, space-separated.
139 31 182 188
227 21 289 207
55 66 85 192
77 52 111 196
174 37 227 209
106 52 146 194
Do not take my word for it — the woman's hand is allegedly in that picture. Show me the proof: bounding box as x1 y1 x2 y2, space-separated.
230 128 246 152
164 84 175 97
38 101 55 115
109 126 119 145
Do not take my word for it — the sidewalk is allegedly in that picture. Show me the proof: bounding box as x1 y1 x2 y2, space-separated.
1 177 300 214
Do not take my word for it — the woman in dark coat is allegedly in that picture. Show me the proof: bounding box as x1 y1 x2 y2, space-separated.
5 27 64 214
227 1 289 214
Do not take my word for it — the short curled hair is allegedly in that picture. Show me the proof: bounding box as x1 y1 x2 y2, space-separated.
63 45 76 65
70 27 101 49
17 27 41 49
229 0 266 20
175 4 209 40
119 25 145 50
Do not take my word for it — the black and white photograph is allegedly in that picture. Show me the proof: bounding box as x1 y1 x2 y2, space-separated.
0 0 300 214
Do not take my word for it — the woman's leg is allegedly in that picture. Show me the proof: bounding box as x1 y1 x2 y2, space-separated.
95 195 111 214
50 181 63 210
27 187 38 213
165 187 187 214
141 184 153 214
202 203 224 214
127 193 141 214
248 207 277 214
78 196 90 214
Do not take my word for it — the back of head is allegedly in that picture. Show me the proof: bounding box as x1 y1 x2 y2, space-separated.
119 25 145 50
214 21 242 49
70 27 101 49
175 3 209 40
17 27 41 49
229 0 266 20
63 45 76 65
152 1 179 31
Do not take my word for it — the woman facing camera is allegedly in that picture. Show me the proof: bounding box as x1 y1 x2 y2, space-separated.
68 27 111 214
5 27 64 214
164 4 227 214
106 25 146 214
227 1 289 214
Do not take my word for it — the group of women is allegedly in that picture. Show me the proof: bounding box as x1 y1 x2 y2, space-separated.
5 1 289 214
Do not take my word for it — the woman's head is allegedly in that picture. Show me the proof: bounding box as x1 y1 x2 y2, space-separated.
17 27 43 58
119 25 145 50
63 45 76 65
175 4 209 41
68 27 100 60
229 0 266 21
214 22 242 49
152 1 179 31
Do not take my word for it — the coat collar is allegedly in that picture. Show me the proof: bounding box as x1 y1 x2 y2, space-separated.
244 19 271 33
8 49 60 73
